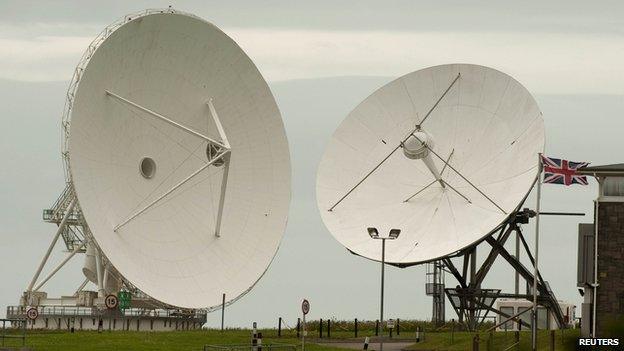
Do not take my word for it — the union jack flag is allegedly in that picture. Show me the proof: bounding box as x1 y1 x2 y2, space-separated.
541 155 589 185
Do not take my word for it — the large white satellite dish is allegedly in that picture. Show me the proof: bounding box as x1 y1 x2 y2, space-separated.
317 64 544 264
65 10 291 309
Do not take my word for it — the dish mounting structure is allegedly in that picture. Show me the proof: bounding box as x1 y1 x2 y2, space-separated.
316 64 566 330
12 7 291 330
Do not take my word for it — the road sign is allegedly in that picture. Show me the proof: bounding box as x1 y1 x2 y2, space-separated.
301 299 310 315
26 307 38 320
118 291 131 309
301 298 310 351
387 319 395 329
104 294 119 309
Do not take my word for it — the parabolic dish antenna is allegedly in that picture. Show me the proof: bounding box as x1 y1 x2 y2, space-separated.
316 64 544 264
65 10 291 309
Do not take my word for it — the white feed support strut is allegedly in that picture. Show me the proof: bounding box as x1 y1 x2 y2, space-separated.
115 149 231 231
327 73 461 212
105 90 229 150
207 98 231 237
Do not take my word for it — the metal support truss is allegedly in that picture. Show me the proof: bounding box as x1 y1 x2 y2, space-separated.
25 187 89 296
442 214 565 331
426 260 446 326
445 287 502 330
27 197 76 292
33 241 85 292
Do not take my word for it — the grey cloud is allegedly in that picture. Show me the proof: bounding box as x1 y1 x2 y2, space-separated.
0 1 622 35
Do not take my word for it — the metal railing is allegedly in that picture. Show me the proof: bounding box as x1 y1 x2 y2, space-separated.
473 308 531 351
7 305 207 320
0 319 26 347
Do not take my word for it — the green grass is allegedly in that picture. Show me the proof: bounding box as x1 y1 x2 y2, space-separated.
405 329 580 351
0 329 349 351
0 326 582 351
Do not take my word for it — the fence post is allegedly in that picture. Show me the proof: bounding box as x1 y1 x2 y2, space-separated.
375 320 379 336
416 326 420 342
297 318 300 338
451 319 455 343
221 293 225 331
472 334 479 351
319 318 323 338
278 317 282 337
252 322 258 351
354 318 358 338
550 330 555 351
396 318 400 335
327 319 331 338
487 332 493 351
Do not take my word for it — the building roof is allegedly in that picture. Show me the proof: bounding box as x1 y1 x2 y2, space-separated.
577 163 624 176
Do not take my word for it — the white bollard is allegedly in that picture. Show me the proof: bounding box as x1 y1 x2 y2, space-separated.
363 336 369 350
252 322 258 351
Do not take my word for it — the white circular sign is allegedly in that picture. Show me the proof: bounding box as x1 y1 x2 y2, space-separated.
105 294 119 309
301 299 310 315
26 307 38 320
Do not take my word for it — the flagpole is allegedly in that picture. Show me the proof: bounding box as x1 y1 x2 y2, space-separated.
532 153 543 351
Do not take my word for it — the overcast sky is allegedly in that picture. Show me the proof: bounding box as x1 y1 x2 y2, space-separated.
0 1 623 329
1 1 623 93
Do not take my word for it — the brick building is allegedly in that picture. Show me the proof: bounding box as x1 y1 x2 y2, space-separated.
578 164 624 337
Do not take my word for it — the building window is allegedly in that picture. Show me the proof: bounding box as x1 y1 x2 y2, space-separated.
602 177 624 197
537 307 549 329
500 307 515 330
519 307 532 330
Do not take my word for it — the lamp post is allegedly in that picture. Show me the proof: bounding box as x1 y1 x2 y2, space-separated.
368 227 401 351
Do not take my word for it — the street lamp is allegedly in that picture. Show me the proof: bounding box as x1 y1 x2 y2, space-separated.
368 227 401 351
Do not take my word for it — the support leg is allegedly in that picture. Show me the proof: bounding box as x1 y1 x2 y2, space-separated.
33 242 85 292
95 247 105 297
27 198 76 292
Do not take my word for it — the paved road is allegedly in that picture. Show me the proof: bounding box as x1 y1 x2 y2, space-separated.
317 341 414 351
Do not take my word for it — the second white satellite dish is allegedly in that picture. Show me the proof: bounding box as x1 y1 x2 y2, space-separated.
316 64 544 264
66 10 291 309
